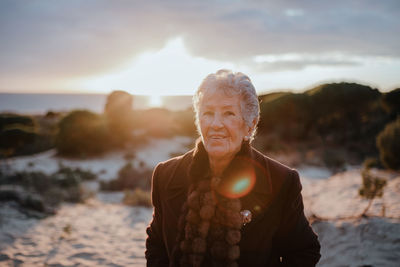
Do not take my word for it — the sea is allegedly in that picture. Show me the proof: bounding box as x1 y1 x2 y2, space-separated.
0 93 193 114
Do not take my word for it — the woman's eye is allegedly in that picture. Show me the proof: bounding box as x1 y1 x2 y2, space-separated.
225 111 235 116
203 111 213 116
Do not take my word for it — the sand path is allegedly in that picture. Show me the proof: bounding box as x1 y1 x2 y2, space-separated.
0 194 152 266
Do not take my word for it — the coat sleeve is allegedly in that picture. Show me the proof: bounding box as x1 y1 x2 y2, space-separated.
273 170 321 266
145 163 170 267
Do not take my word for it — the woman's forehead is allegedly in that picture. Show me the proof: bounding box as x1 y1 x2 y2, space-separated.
200 91 241 108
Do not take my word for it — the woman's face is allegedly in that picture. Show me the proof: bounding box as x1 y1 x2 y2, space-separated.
198 90 250 161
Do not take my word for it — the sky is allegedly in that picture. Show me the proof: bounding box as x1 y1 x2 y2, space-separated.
0 0 399 96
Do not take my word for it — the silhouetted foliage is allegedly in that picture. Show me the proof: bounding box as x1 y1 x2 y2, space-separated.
359 167 387 216
56 110 110 156
0 113 35 130
100 162 152 191
0 113 49 157
376 118 400 169
0 166 95 212
134 108 175 138
0 127 37 150
363 157 381 169
172 109 197 137
381 88 400 119
104 90 134 146
123 188 151 207
257 82 387 162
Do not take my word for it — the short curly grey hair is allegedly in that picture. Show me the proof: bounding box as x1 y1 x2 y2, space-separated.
193 69 260 142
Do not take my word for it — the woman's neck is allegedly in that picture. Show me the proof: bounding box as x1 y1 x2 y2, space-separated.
209 155 235 177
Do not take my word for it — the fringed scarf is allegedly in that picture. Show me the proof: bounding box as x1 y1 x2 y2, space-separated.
171 139 255 267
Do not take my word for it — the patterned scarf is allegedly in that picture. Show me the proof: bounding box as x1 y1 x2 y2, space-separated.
171 139 255 267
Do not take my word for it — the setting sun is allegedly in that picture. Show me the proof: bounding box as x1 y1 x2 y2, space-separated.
76 37 235 96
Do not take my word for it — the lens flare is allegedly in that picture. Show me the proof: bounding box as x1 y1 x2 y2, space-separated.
218 172 256 199
233 177 251 194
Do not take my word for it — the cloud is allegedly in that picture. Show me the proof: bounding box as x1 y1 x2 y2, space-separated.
249 53 396 72
0 0 399 86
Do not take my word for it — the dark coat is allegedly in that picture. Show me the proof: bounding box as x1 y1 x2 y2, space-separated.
146 142 321 266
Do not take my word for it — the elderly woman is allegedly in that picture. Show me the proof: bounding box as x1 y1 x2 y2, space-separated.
146 70 321 266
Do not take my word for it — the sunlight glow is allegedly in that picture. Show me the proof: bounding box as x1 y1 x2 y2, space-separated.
77 37 235 96
149 95 163 107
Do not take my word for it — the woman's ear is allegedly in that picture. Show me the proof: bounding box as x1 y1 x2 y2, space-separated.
248 118 257 135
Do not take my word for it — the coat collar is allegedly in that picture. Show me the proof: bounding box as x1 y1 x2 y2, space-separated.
188 137 253 183
188 138 273 216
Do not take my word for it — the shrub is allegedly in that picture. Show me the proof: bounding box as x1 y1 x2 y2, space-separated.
55 164 97 182
381 88 400 117
0 113 57 157
172 109 197 137
359 167 387 216
0 113 39 157
0 166 92 213
363 157 381 169
100 162 152 191
376 118 400 169
135 108 175 138
0 113 35 130
322 148 346 172
0 127 37 150
104 90 134 146
123 188 151 207
56 110 110 156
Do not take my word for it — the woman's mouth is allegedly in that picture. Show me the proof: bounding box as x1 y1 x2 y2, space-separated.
209 135 226 140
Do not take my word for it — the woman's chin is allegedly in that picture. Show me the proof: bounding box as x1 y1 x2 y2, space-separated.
205 146 230 159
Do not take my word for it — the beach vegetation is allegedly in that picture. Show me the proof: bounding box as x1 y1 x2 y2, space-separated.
0 113 35 129
0 113 54 157
256 82 390 167
100 162 152 191
56 110 110 157
359 167 387 216
381 88 400 119
363 157 381 169
104 90 135 147
376 118 400 170
0 166 96 214
123 188 152 207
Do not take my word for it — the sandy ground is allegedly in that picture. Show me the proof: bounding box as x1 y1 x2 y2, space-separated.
0 197 152 266
301 169 400 267
1 138 400 266
0 136 194 181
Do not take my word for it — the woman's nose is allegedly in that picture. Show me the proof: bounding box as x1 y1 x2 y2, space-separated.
211 113 223 128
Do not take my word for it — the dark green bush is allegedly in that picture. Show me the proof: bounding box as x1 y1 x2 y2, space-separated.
322 148 346 172
100 162 152 191
376 118 400 169
0 127 37 150
0 113 35 130
363 157 381 169
359 168 387 199
358 167 387 216
104 90 134 146
0 113 41 157
56 110 110 156
256 82 387 162
381 88 400 118
55 164 97 183
0 166 92 211
0 113 57 157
